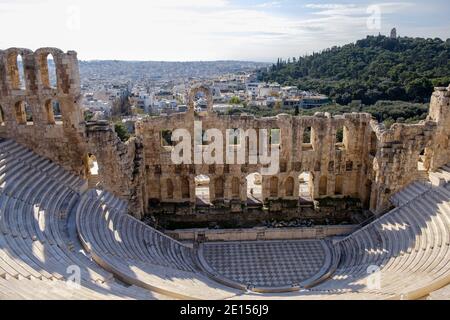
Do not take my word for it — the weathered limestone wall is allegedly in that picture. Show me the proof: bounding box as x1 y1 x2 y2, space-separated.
137 85 450 216
370 120 436 212
0 47 145 218
85 122 146 219
1 47 449 220
427 86 450 170
137 88 374 214
0 48 87 175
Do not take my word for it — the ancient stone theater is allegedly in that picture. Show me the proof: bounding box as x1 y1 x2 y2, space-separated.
0 47 449 299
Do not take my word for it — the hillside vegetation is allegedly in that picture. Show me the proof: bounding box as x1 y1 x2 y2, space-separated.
258 35 450 105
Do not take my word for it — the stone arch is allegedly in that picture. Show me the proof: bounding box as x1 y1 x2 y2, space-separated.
44 99 63 124
299 172 313 201
166 178 174 200
214 176 224 199
181 176 190 199
335 125 349 149
336 126 344 143
303 126 312 144
269 176 279 197
35 48 64 90
195 175 210 205
231 176 240 198
417 146 432 172
188 85 213 113
14 100 31 125
5 48 32 90
85 153 101 188
285 176 294 197
246 172 262 204
319 175 327 196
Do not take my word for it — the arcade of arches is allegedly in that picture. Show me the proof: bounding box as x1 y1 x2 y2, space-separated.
1 47 450 227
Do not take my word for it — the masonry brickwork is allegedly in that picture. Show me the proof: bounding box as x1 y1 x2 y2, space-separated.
1 47 449 220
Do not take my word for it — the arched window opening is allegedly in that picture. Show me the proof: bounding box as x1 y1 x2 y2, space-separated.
45 99 63 124
52 100 62 123
47 54 57 88
195 175 210 206
39 53 57 89
335 126 346 150
303 127 311 143
7 53 26 90
231 177 240 198
181 177 190 199
336 127 344 143
161 130 174 147
279 160 287 173
299 172 312 202
335 175 343 195
328 161 334 172
15 101 33 125
346 161 353 171
319 175 328 196
166 179 174 199
246 173 262 204
215 177 224 199
269 176 279 197
285 176 294 197
302 126 314 151
86 154 101 188
16 54 26 90
418 149 427 172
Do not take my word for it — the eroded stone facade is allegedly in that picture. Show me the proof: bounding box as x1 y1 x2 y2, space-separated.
0 48 145 218
1 47 449 221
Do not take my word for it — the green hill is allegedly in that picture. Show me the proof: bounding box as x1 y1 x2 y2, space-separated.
258 35 450 105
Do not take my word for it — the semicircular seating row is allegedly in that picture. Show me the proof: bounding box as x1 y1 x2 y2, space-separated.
76 178 450 300
1 138 449 299
307 180 450 299
0 139 169 300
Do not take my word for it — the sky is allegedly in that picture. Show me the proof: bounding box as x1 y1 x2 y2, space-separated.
0 0 449 62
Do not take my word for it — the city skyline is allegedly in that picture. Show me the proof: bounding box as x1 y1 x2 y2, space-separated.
1 0 450 62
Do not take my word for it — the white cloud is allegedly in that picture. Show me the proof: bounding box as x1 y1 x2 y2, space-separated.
0 0 447 61
256 1 282 8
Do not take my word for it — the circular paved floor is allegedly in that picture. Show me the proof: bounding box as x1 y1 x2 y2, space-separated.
198 240 331 290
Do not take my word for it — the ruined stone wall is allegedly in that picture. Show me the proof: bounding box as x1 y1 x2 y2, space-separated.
85 122 146 218
427 87 450 170
136 97 374 214
137 85 450 216
1 47 449 219
0 48 87 175
0 47 145 218
370 120 436 212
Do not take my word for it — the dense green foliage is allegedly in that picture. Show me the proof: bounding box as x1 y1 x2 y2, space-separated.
259 35 450 105
222 100 429 129
229 96 242 105
114 122 130 142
